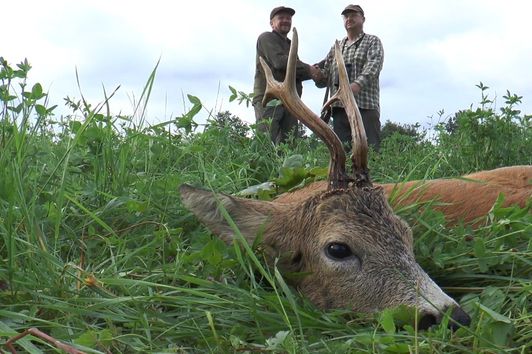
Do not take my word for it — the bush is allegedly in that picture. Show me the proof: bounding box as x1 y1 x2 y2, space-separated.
434 84 531 172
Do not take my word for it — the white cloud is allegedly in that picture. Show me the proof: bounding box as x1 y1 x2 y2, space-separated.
2 0 531 128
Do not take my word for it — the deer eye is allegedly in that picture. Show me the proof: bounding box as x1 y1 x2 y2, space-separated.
325 243 353 260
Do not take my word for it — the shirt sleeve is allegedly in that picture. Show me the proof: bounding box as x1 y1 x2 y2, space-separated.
353 36 384 89
314 45 334 88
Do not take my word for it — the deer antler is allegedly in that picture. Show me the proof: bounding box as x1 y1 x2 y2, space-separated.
259 28 350 190
323 41 371 187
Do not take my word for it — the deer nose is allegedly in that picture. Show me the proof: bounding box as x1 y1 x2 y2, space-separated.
418 306 471 331
448 306 471 331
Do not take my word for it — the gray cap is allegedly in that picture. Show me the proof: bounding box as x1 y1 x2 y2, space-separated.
341 4 364 16
270 6 295 19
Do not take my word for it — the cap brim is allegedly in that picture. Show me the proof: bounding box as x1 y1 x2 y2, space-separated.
342 10 357 15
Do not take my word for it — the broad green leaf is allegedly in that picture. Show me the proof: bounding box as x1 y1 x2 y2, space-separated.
385 343 411 353
474 237 489 272
266 330 290 349
488 321 514 346
35 104 47 115
31 82 44 99
201 238 225 266
379 309 396 334
282 154 304 169
74 330 98 347
265 98 281 107
228 85 237 101
477 303 511 323
187 94 202 106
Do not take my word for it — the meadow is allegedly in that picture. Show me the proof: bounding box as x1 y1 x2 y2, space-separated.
0 58 531 353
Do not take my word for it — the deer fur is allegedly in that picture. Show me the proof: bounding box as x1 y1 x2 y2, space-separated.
275 165 532 225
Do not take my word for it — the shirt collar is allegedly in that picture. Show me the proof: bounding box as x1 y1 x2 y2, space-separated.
272 30 290 42
342 31 365 45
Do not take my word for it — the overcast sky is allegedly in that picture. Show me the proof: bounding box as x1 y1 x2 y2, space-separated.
3 0 532 130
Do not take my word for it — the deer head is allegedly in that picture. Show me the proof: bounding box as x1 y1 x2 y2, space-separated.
180 28 471 330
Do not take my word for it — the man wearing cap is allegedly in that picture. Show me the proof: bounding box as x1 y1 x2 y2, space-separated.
253 6 320 144
314 4 384 151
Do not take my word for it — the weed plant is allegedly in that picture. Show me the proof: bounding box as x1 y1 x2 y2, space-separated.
0 58 530 353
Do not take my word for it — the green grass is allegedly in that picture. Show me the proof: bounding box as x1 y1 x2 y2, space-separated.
0 58 531 353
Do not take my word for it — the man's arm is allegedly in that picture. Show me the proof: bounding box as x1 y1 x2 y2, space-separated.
352 36 384 90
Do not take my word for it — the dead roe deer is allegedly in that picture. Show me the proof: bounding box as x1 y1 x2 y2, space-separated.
180 28 530 330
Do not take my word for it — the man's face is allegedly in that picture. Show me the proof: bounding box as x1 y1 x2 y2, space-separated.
343 11 364 31
270 12 292 35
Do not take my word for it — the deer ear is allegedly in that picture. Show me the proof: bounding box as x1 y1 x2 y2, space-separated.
180 184 281 244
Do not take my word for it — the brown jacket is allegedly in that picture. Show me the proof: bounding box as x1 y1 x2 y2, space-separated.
253 30 312 105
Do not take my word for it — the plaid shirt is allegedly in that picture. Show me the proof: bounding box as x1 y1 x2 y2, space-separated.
317 32 384 111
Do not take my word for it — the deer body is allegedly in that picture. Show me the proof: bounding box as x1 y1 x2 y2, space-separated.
275 165 532 225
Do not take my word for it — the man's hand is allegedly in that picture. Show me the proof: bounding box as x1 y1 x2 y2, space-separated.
309 64 324 81
350 82 361 94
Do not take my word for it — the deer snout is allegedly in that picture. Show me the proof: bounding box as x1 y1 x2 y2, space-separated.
418 305 471 331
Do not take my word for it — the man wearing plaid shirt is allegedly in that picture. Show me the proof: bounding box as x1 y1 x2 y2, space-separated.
314 4 384 151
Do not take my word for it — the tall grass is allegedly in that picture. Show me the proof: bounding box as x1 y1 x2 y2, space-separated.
0 58 531 353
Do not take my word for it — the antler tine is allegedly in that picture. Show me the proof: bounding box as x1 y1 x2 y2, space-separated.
323 41 371 187
259 28 350 190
